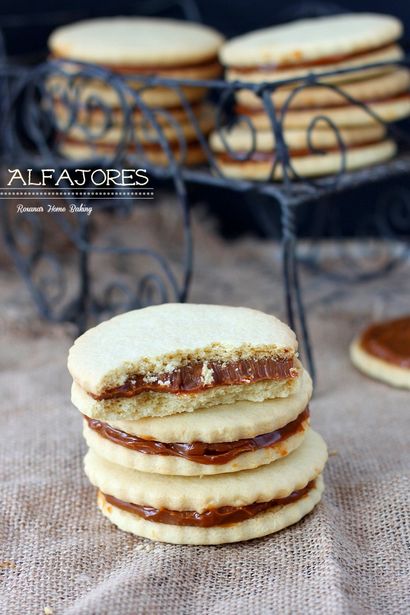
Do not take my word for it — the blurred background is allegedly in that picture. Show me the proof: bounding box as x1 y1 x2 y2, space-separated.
1 0 409 241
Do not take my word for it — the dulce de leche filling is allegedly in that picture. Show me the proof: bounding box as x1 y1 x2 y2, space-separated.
102 479 316 527
228 43 395 73
360 316 410 367
85 407 309 465
91 356 297 401
216 141 383 165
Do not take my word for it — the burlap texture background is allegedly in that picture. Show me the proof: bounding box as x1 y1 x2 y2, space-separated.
1 204 409 614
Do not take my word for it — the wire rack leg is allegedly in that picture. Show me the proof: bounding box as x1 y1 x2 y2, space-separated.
76 215 91 334
280 201 316 383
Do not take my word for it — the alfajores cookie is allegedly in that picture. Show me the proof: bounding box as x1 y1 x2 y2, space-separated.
85 428 328 544
68 304 300 421
210 122 396 180
235 68 410 110
57 103 214 166
82 368 312 476
220 14 403 80
350 316 410 389
49 17 224 107
234 96 410 130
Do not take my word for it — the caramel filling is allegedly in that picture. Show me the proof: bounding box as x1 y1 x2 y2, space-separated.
51 54 220 74
216 141 383 164
102 479 316 527
60 135 203 153
360 316 410 367
91 357 296 400
85 407 309 465
228 43 396 73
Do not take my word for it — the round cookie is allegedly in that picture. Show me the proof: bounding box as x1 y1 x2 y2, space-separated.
238 96 410 129
72 375 300 421
235 68 410 110
226 44 403 85
98 368 311 442
52 97 214 133
49 17 224 67
214 139 396 181
220 14 402 67
84 428 328 544
84 425 308 476
350 316 410 389
82 369 312 475
48 68 211 108
97 475 324 545
48 17 224 108
68 304 299 421
57 104 214 166
210 123 386 153
60 138 207 166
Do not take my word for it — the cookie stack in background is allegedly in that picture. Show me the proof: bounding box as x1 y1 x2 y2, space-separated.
211 13 410 179
68 304 328 545
48 17 224 165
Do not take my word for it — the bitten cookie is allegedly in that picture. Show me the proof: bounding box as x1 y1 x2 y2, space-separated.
68 304 300 420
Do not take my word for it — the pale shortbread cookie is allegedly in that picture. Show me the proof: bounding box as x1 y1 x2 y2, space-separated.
241 97 410 129
97 474 324 544
48 69 212 108
83 421 308 475
72 377 299 421
68 304 298 396
57 105 214 166
220 14 402 67
235 68 410 110
84 428 327 511
350 338 410 389
49 17 224 67
214 139 396 181
83 369 311 475
226 44 403 85
60 139 208 167
53 99 214 139
93 367 311 442
210 124 386 153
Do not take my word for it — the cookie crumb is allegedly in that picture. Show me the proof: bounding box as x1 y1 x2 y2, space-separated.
44 608 53 615
201 362 214 385
329 450 339 457
135 542 155 553
142 374 158 384
0 560 16 569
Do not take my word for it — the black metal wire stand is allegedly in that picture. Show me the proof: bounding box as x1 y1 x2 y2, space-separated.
1 53 410 379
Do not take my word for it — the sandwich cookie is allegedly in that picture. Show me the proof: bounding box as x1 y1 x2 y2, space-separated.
68 304 300 421
350 316 410 388
85 428 328 544
210 123 395 180
57 103 214 166
48 17 224 108
221 14 403 84
235 68 410 111
83 369 312 475
234 96 410 130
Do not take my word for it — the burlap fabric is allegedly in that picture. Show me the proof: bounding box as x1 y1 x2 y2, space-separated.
1 204 409 614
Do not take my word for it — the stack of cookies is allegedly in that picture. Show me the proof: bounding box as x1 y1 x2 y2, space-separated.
211 13 410 179
68 304 328 545
48 17 224 166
